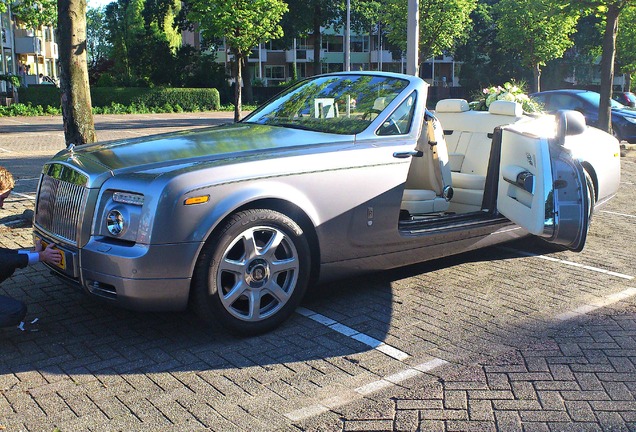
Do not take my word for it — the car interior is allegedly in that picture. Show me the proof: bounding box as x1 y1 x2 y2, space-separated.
399 98 530 223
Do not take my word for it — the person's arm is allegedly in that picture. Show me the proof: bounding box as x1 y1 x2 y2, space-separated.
0 250 29 284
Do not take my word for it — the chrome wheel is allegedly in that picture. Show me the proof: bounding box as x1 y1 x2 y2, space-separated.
192 209 311 335
217 226 299 322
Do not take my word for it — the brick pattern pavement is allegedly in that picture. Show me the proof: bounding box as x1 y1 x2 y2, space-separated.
0 116 634 431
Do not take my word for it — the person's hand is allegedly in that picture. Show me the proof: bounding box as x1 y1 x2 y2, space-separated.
34 239 43 252
39 243 62 265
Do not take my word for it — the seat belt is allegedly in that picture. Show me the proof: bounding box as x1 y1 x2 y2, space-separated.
425 112 445 193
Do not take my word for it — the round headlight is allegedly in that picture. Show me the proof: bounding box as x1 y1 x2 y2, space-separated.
106 209 125 236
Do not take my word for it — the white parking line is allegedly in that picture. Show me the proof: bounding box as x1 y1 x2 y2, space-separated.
555 288 636 321
296 307 409 361
285 358 448 422
499 247 633 280
600 210 636 218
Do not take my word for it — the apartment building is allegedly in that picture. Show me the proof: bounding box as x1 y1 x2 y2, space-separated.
184 26 461 89
0 5 58 99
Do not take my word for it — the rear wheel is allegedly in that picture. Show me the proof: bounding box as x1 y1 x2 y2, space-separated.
192 209 311 335
584 170 595 224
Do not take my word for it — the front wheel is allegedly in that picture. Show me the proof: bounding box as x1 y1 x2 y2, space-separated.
191 209 311 335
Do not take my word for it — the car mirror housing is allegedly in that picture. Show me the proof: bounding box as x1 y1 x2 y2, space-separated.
556 109 586 145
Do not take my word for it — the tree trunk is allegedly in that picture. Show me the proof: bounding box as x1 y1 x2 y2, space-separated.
599 4 620 134
58 0 96 146
234 52 243 122
533 63 541 93
243 59 253 104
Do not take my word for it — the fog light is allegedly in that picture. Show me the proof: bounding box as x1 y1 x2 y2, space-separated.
106 209 125 236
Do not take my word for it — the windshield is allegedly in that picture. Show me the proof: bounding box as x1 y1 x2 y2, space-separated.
243 74 410 134
579 91 625 109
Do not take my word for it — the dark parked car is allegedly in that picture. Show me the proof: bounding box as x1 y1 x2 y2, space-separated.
531 89 636 143
613 91 636 107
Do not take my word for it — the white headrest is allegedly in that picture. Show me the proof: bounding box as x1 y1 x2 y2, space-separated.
435 99 470 113
489 100 523 117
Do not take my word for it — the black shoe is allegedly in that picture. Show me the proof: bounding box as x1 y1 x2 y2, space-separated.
0 295 27 327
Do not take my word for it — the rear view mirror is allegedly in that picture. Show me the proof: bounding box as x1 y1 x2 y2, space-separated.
555 109 586 145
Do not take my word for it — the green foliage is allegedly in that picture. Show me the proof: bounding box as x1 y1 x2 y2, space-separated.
10 0 57 29
0 74 21 89
18 84 59 107
87 6 111 68
0 102 60 117
494 0 580 70
188 0 288 117
384 0 477 61
617 4 636 76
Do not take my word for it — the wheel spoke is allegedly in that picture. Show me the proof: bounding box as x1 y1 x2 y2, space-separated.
247 289 262 321
242 230 259 260
222 280 248 306
218 258 245 275
260 230 285 259
265 280 291 303
270 256 299 274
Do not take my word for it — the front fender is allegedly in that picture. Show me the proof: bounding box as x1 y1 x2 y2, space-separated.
154 178 322 247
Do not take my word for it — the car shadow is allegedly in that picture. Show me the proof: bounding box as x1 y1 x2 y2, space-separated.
0 227 536 376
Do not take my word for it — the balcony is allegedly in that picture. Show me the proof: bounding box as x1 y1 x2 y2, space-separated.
247 48 267 63
285 49 324 63
15 36 42 55
44 41 58 59
370 50 395 63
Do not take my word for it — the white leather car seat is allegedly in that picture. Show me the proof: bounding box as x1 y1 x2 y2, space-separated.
401 113 453 215
435 99 524 213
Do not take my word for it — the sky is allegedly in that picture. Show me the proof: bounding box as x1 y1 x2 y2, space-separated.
87 0 115 9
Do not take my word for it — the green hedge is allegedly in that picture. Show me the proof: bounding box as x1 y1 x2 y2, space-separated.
17 85 221 111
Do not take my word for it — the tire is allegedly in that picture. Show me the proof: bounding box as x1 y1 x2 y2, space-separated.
191 209 311 335
584 170 595 224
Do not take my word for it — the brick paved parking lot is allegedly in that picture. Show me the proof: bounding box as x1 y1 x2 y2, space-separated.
1 114 635 431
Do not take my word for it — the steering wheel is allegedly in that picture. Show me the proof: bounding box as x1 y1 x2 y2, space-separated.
362 108 382 120
380 118 401 135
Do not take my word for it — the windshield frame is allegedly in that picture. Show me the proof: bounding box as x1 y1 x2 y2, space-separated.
242 73 413 135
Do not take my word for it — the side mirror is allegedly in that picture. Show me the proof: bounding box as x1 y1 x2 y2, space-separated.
555 109 586 145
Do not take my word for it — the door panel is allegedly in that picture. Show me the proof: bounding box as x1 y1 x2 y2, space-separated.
497 129 589 251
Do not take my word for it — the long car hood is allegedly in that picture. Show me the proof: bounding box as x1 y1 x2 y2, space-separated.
52 123 355 174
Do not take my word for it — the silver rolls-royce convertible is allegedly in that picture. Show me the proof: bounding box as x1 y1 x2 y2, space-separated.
33 72 621 334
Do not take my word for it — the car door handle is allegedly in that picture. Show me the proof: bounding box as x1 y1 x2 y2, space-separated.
393 150 423 158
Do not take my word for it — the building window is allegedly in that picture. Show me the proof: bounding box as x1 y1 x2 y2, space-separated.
44 26 53 42
265 65 286 83
289 63 306 79
350 36 369 52
322 35 343 53
322 63 343 74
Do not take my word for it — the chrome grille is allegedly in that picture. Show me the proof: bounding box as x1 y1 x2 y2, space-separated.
35 165 89 244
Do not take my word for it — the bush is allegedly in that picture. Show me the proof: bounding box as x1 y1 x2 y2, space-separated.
5 86 221 116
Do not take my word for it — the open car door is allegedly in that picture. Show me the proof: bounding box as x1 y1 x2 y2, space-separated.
497 112 591 251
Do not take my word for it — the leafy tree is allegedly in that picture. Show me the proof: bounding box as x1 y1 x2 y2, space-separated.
494 0 580 93
58 0 97 145
10 0 57 30
383 0 476 65
280 0 341 74
576 0 636 133
617 4 636 90
104 0 145 83
187 0 288 121
454 1 527 94
87 6 110 68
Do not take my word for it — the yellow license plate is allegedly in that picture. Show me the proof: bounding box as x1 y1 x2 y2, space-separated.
39 239 66 270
